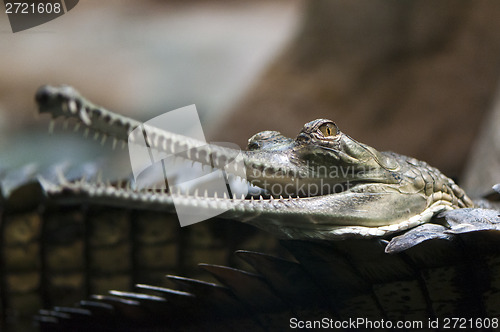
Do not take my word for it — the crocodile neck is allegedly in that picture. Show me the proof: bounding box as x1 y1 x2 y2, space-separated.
35 85 474 239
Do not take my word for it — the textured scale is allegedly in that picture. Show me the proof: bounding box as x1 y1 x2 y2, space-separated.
0 86 498 331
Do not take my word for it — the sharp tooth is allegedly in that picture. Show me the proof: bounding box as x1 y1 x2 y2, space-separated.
194 188 199 198
68 99 77 114
251 196 254 202
112 138 118 150
162 139 167 152
240 194 245 200
48 120 55 134
279 195 284 202
56 168 68 185
186 148 191 159
214 191 218 199
101 134 107 145
288 195 293 202
223 192 228 199
232 193 236 201
270 196 274 203
204 189 208 198
79 107 92 126
259 195 263 202
212 156 219 168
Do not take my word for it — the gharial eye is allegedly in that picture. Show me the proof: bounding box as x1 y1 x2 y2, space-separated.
318 122 339 137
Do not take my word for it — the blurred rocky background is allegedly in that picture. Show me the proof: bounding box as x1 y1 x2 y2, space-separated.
0 0 301 175
1 0 499 197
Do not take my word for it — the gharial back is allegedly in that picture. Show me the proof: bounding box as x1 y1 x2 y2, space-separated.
384 151 473 209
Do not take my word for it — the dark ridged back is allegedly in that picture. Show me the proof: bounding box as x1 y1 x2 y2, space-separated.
34 233 500 331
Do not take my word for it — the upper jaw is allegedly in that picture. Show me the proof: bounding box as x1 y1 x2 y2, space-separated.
35 85 397 200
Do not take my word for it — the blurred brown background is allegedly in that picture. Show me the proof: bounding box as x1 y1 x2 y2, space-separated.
1 0 499 197
0 0 301 172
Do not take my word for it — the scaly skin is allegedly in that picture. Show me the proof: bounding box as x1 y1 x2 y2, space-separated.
35 85 474 240
1 86 496 331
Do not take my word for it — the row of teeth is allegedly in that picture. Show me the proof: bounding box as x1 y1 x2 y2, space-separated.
53 96 229 166
51 166 303 203
52 176 303 203
49 118 128 149
48 97 311 186
48 101 236 169
48 115 304 182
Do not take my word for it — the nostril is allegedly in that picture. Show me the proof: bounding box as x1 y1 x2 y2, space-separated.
296 133 311 143
248 142 260 150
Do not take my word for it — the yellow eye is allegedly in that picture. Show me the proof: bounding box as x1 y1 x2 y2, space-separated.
318 122 338 137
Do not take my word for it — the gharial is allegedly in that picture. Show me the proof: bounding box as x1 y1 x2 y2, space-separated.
2 85 500 331
34 85 476 240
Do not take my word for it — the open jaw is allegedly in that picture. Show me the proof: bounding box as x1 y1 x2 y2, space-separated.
35 85 451 240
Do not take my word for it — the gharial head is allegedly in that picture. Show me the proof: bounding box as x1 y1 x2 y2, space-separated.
243 119 401 197
35 85 403 201
35 85 472 240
